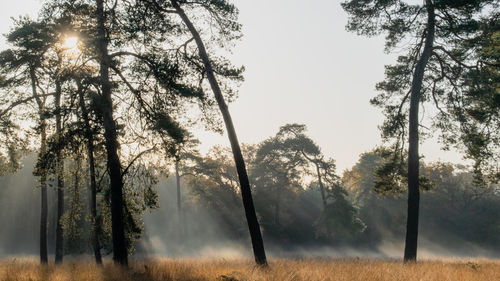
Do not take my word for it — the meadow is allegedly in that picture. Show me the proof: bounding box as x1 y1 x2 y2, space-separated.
0 258 499 281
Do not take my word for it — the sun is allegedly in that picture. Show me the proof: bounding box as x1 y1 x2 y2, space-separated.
62 36 79 50
60 36 81 61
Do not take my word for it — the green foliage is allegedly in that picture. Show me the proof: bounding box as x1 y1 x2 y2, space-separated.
373 147 435 194
343 0 500 187
315 187 366 240
345 150 500 249
62 159 87 254
186 147 247 238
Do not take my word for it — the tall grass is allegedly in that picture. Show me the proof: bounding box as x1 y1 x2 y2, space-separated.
0 258 499 281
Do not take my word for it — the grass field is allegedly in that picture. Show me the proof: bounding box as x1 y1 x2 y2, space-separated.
0 258 499 281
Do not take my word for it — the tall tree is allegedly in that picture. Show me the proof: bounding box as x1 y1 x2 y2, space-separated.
54 79 65 264
0 18 53 264
342 0 499 261
76 78 103 264
171 0 266 265
164 135 200 238
42 0 210 264
94 0 128 265
133 0 268 265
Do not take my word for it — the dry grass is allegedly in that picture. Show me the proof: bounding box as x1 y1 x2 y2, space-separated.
0 257 499 281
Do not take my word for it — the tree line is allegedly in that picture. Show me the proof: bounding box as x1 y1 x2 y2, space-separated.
159 133 500 255
0 0 498 267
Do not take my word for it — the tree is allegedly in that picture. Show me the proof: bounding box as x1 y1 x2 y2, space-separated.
342 0 499 261
275 124 339 209
133 0 268 265
76 77 103 264
252 137 304 233
89 0 128 265
40 0 214 264
253 124 363 240
187 146 248 239
0 18 53 264
343 149 407 246
164 134 200 238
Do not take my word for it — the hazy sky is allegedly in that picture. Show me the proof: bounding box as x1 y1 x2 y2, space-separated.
0 0 464 172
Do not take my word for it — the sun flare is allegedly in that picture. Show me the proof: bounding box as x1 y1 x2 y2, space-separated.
62 36 79 50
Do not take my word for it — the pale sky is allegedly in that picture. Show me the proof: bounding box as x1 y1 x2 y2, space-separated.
1 0 464 172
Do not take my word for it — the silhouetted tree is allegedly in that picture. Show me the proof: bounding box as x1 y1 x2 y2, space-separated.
342 0 499 261
0 18 54 264
275 124 339 209
132 0 268 265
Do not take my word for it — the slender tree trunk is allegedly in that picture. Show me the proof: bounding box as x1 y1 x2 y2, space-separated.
175 159 184 237
170 0 267 266
315 163 327 208
30 67 48 264
95 0 128 266
404 1 435 263
78 87 102 265
39 121 48 264
55 81 65 264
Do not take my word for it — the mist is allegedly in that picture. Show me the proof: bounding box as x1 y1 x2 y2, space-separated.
141 176 500 260
1 153 499 261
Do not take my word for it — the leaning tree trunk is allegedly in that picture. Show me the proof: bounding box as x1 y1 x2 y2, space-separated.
30 67 48 264
404 1 435 263
315 163 327 209
78 87 102 265
55 81 65 264
95 0 128 266
171 0 267 266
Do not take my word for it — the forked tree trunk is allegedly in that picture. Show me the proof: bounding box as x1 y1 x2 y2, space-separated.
96 0 128 266
55 81 65 264
404 1 435 263
78 87 102 265
170 0 267 266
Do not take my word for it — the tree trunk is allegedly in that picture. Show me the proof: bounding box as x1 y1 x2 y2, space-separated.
30 67 48 264
55 81 65 264
78 86 102 265
404 1 435 263
315 163 327 208
170 0 267 266
39 120 48 264
175 159 184 237
95 0 128 266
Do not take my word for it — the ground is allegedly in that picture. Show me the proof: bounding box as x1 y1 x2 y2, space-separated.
0 258 499 281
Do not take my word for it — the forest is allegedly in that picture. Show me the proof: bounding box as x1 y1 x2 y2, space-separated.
0 0 498 280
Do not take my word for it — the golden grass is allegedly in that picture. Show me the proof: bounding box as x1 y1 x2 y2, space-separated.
0 257 499 281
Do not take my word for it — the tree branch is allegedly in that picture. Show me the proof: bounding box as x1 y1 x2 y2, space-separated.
121 147 156 179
